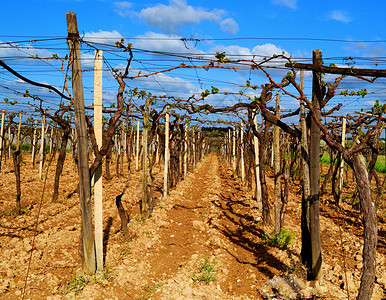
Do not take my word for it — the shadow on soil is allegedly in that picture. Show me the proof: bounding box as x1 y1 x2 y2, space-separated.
209 161 291 279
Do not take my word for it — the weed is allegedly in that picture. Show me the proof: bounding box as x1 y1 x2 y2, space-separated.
286 260 296 274
320 153 331 165
200 210 207 218
144 281 162 292
61 272 90 294
134 215 145 223
375 155 386 173
5 205 31 216
193 257 217 284
262 228 295 250
93 268 114 285
60 269 114 295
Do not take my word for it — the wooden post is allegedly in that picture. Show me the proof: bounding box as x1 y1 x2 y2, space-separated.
31 120 37 166
338 116 346 206
193 130 196 167
120 123 124 174
155 133 160 164
240 122 245 182
184 123 188 177
39 114 45 180
115 129 121 176
16 112 22 151
67 12 96 275
7 119 11 160
253 112 262 209
232 127 236 171
94 49 103 270
14 111 22 215
163 107 170 197
228 129 231 164
48 126 54 155
309 49 323 282
135 120 140 171
0 110 5 172
122 124 127 163
142 98 149 216
299 69 312 269
274 91 281 234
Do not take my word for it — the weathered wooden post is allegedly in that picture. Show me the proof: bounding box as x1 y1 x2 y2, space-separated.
240 122 245 182
337 115 347 206
299 69 311 269
274 91 281 234
14 111 22 215
155 133 160 165
39 114 45 180
309 49 323 282
135 120 140 171
232 127 236 171
49 126 54 156
8 117 11 160
31 120 37 166
94 49 103 270
228 128 231 164
184 123 188 177
163 106 170 198
253 112 262 209
16 112 22 150
0 110 5 172
122 123 127 163
142 98 149 216
67 12 96 274
120 123 124 174
193 130 196 167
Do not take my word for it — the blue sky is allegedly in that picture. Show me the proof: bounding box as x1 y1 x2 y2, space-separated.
1 0 385 124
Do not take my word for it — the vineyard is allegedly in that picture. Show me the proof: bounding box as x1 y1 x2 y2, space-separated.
0 11 386 300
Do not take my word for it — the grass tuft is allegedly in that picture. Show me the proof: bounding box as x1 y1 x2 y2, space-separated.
193 256 218 284
262 228 295 250
60 269 114 295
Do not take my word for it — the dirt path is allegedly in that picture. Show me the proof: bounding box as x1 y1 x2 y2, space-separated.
95 153 294 299
93 153 265 299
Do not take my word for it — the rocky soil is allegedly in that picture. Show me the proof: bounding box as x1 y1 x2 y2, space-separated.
0 152 385 299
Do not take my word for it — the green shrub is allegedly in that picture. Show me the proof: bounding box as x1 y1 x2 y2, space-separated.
262 228 295 250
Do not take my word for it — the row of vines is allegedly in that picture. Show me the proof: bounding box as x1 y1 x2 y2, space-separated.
0 12 385 300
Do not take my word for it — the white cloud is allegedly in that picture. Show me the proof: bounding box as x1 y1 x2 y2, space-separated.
83 30 124 46
330 10 352 23
365 100 376 106
210 45 252 57
252 43 288 57
343 38 386 57
113 1 134 17
80 52 95 69
220 18 239 35
130 68 199 99
271 0 297 9
139 0 225 33
0 41 52 63
210 43 288 59
131 32 204 54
